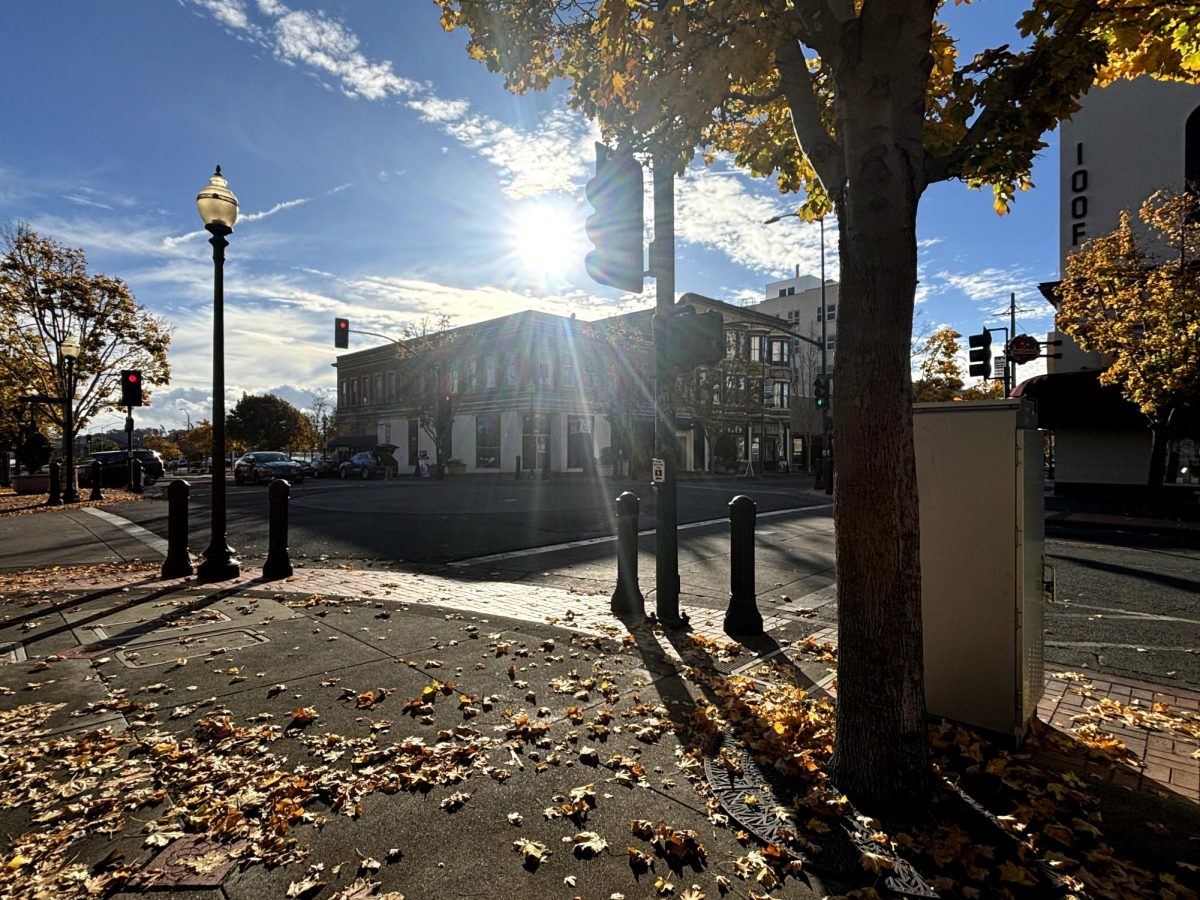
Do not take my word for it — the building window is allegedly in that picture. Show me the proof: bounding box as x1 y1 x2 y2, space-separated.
361 376 370 405
777 289 786 297
339 380 347 406
373 373 383 402
567 416 593 469
350 379 358 406
538 352 552 386
468 359 478 392
387 370 396 401
561 360 575 388
506 356 519 386
825 303 836 321
826 337 837 351
787 286 795 295
475 413 500 469
449 367 459 394
769 339 790 365
486 356 497 389
383 423 391 444
773 381 790 409
750 334 764 363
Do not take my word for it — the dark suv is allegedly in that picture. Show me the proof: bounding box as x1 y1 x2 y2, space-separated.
77 450 165 487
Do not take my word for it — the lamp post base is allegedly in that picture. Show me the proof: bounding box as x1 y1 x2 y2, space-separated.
196 544 240 582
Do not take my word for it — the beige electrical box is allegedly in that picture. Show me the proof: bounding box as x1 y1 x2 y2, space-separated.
914 400 1046 744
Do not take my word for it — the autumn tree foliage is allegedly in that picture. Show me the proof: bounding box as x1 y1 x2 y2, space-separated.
0 225 171 452
435 0 1200 809
1059 189 1200 489
226 394 315 454
912 327 1004 401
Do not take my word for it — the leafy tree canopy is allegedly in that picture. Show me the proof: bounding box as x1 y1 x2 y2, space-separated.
1060 189 1200 422
226 394 315 453
0 226 171 438
912 326 965 402
1059 188 1200 487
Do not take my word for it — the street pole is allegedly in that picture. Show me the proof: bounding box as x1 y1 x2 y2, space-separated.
652 149 683 627
819 218 830 485
61 352 79 503
194 167 241 580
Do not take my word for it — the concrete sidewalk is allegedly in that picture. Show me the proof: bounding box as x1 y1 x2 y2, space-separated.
1 561 1197 899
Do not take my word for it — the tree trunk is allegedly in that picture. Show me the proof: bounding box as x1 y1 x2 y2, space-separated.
827 9 934 811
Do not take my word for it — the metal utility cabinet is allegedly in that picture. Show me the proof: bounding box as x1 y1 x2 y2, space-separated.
913 400 1047 743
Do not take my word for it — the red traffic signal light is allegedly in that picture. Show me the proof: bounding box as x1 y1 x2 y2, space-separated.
334 317 350 349
120 369 144 407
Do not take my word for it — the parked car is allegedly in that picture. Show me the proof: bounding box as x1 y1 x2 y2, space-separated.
339 451 385 480
292 458 316 478
310 458 340 478
233 451 305 485
77 450 165 487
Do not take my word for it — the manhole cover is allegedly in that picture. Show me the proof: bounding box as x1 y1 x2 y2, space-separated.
134 835 246 889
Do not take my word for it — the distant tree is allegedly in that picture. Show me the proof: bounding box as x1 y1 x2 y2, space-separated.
393 314 455 473
227 394 312 453
0 225 171 441
912 327 965 402
1059 189 1200 490
960 378 1006 401
177 420 212 463
307 388 337 456
142 433 180 461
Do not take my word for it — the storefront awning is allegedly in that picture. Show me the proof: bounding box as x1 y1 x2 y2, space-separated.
1012 371 1145 430
327 434 378 451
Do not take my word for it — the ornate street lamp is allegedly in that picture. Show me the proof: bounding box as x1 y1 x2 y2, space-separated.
195 166 240 581
59 336 81 503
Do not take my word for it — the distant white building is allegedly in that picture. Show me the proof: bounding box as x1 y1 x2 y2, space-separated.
751 275 838 379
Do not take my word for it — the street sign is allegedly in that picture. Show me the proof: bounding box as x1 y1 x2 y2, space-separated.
651 458 665 483
1007 334 1041 365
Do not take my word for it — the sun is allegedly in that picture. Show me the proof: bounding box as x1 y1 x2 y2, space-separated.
508 201 580 277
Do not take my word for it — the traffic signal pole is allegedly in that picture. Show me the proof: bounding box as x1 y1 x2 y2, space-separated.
652 152 684 628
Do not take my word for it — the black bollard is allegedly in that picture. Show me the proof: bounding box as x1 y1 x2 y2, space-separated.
130 459 144 494
724 495 763 636
160 480 194 579
611 491 646 618
515 454 522 480
89 460 104 501
47 461 62 506
263 478 294 580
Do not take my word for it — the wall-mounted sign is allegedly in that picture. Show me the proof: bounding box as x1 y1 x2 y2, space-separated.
651 458 665 483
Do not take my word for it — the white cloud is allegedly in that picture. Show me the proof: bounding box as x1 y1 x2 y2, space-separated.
240 196 309 222
676 163 838 278
414 102 596 198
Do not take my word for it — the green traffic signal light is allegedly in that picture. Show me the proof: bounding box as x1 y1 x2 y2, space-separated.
814 377 827 408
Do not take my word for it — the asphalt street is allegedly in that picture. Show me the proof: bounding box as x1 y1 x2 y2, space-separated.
2 473 1196 690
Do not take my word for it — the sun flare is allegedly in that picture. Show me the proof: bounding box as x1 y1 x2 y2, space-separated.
509 202 580 277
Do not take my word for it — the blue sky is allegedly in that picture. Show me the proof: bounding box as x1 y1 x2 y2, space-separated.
0 1 1059 434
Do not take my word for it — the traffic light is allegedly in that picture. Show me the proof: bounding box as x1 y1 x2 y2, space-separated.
968 330 992 378
436 393 453 427
813 377 828 409
662 308 725 370
334 317 350 349
584 142 644 294
120 370 144 407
